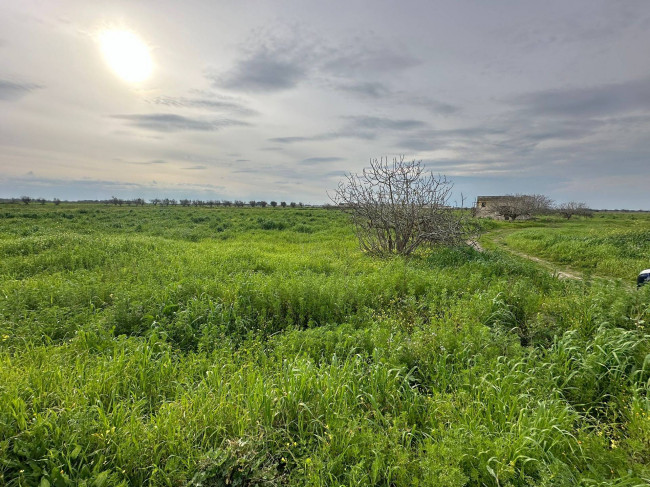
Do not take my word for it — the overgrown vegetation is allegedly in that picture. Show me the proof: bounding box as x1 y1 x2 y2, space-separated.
493 212 650 280
1 204 649 486
332 157 478 254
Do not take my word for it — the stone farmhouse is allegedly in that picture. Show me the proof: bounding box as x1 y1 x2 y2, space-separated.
474 195 525 219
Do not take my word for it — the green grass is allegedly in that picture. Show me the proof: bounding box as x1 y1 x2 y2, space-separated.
485 213 650 281
1 204 649 486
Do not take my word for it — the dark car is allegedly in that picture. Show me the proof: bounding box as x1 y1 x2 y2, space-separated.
638 269 650 288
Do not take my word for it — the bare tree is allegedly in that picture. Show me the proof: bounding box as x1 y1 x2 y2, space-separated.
555 201 592 219
331 157 479 255
495 194 553 221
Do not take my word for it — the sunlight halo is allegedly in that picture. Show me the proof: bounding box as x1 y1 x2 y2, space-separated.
98 29 153 83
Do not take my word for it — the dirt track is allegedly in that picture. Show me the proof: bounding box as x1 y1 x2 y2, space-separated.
470 238 583 280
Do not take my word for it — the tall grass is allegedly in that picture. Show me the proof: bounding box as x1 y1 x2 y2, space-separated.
495 213 650 280
0 204 649 485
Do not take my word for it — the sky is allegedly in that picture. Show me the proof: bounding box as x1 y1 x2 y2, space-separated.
1 0 650 209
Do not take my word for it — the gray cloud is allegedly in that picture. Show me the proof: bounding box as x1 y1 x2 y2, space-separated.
404 95 459 115
271 116 424 145
147 96 258 116
323 170 348 178
111 113 250 132
321 38 420 75
269 136 312 144
116 158 168 165
214 26 419 94
345 116 426 131
269 130 376 144
336 81 391 98
0 79 42 101
219 50 308 92
183 165 207 170
300 157 344 164
334 79 460 117
334 81 460 115
510 77 650 117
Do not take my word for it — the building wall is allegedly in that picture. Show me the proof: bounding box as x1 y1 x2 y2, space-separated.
474 196 518 219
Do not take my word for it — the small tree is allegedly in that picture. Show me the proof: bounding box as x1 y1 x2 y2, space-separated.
53 198 61 206
280 201 287 208
290 202 297 208
555 201 592 219
249 200 257 207
21 196 31 205
331 157 479 255
270 201 278 207
495 194 553 221
259 201 267 208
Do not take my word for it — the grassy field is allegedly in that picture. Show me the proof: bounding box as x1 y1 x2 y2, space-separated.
1 204 649 486
482 213 650 282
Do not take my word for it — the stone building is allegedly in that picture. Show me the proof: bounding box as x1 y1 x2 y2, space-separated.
474 195 524 219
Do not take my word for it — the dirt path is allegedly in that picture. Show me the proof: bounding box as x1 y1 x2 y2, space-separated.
470 236 583 280
500 246 583 280
474 230 638 290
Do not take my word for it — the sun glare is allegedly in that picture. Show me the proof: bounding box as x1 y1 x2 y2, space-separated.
99 29 152 83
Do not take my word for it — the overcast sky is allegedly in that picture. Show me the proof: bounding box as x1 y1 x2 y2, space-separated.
1 0 650 208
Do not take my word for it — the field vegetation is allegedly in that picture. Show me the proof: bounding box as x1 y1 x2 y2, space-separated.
0 204 649 486
486 212 650 281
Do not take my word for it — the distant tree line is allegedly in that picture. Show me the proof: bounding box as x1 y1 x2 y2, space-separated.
8 196 308 208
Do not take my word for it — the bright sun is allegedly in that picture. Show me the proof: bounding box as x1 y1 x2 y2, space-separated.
99 29 153 83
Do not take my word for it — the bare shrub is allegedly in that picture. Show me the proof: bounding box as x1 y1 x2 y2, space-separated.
495 194 553 221
555 201 593 219
331 157 480 255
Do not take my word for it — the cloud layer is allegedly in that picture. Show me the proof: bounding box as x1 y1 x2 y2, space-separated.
1 0 649 208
